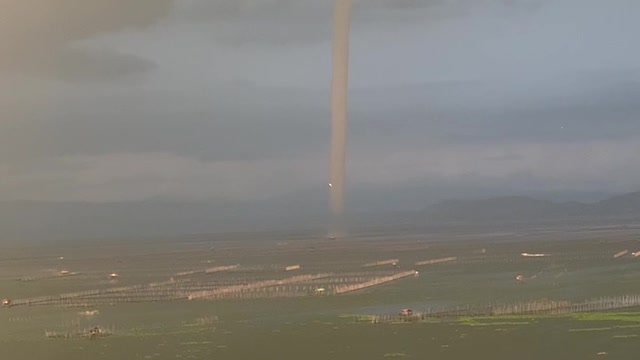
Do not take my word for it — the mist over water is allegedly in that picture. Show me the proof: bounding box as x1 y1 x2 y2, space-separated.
329 0 353 237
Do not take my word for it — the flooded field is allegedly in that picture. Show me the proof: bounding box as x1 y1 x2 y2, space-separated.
2 224 640 359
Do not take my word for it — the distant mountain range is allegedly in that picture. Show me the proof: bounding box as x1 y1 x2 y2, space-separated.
1 191 639 243
424 191 640 222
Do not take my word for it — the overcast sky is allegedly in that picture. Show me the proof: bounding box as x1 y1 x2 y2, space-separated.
2 0 640 206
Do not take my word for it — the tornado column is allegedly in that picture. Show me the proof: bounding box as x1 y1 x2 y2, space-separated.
329 0 353 238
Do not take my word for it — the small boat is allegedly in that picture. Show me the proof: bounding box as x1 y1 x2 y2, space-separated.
89 327 102 340
520 253 547 258
399 309 413 317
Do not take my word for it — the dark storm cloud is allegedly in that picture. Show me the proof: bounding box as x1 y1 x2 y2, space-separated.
176 0 464 46
0 85 330 164
176 0 334 45
176 0 551 46
3 0 640 204
347 76 640 148
0 0 173 81
4 73 639 169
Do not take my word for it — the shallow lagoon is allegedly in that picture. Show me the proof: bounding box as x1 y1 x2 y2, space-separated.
3 225 640 359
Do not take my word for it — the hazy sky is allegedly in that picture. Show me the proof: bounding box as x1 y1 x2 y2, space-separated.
2 0 640 206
